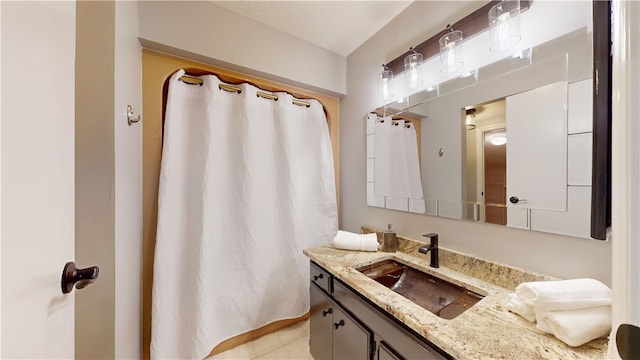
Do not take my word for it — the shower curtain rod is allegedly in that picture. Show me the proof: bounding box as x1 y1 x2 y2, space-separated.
179 74 312 108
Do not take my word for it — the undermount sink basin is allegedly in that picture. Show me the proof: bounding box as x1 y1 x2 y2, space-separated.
357 259 484 319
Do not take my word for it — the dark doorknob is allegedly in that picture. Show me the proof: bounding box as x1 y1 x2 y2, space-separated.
617 323 640 360
61 261 99 294
509 196 527 204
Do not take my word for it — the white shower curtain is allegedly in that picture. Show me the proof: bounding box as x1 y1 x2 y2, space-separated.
374 117 424 200
151 69 338 359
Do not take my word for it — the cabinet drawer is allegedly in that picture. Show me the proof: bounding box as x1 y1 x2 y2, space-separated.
333 279 449 360
310 261 332 293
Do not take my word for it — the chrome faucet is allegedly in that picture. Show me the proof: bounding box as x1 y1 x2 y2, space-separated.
418 233 439 268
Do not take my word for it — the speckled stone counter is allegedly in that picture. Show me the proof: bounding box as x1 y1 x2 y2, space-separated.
303 228 608 360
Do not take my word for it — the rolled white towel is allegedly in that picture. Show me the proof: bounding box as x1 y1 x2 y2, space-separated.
506 293 536 322
536 306 611 347
333 230 379 252
515 278 612 312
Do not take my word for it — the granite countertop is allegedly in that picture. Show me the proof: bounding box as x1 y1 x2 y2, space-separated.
303 229 608 360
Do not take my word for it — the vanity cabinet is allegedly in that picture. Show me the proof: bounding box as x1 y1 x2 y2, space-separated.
310 263 373 360
310 261 450 360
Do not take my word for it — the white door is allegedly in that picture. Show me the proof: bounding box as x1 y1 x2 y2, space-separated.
1 1 77 357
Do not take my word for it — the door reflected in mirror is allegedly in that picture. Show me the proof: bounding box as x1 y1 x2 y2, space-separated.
464 100 507 226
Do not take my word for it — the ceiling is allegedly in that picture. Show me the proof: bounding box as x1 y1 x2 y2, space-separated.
212 1 414 57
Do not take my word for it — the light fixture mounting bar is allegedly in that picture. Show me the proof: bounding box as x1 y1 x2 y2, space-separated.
385 0 530 75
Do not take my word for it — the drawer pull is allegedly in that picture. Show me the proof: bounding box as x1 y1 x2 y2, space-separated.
334 319 345 329
322 308 333 317
313 273 324 281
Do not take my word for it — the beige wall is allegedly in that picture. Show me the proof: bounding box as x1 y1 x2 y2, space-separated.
137 1 346 97
76 1 143 359
75 2 116 358
341 1 611 284
114 1 143 358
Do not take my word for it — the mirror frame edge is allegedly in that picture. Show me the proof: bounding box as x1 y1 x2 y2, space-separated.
591 0 612 241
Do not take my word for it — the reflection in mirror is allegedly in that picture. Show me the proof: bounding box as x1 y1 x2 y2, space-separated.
367 23 595 239
367 113 425 213
464 100 507 225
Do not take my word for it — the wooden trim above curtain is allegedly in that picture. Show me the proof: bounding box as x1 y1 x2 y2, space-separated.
141 49 341 359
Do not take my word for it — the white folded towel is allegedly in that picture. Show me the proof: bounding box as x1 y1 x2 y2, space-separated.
536 306 611 347
508 279 612 347
333 230 379 252
506 293 536 322
515 278 612 312
535 311 554 334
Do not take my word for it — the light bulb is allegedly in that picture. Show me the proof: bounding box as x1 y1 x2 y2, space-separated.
382 79 390 100
491 136 507 146
379 65 394 101
439 29 464 73
409 64 419 88
404 49 423 89
446 44 457 70
497 13 511 43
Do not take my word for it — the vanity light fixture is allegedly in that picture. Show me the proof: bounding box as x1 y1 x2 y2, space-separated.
379 64 394 101
439 26 464 73
465 108 476 130
404 47 424 89
488 0 522 52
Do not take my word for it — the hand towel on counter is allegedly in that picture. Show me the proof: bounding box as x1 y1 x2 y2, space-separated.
333 230 379 252
536 306 612 347
506 293 536 322
515 278 612 312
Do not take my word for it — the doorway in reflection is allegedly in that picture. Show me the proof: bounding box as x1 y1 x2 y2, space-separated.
464 99 507 225
483 129 507 225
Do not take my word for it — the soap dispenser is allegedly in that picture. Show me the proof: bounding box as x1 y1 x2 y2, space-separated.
382 224 398 252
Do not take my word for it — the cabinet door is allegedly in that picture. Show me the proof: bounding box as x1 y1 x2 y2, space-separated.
310 284 334 360
378 341 404 360
333 306 373 360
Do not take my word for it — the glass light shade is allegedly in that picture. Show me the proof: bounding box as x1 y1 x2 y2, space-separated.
404 50 423 89
465 109 476 130
489 0 522 52
439 29 464 73
378 66 394 101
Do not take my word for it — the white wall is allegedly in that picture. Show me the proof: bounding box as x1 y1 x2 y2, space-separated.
342 1 611 284
1 1 76 357
137 1 346 96
115 1 142 358
610 0 640 357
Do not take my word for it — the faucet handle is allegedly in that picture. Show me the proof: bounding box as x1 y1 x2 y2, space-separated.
422 233 438 245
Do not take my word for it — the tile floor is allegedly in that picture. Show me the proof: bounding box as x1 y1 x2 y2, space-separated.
208 319 313 360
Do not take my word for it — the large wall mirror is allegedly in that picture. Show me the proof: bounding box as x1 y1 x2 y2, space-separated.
366 1 605 239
